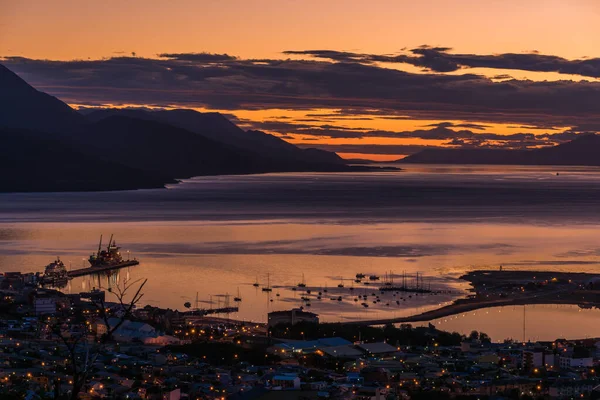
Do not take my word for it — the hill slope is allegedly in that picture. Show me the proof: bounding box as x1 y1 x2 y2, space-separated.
0 128 168 192
83 108 345 165
0 64 85 132
401 135 600 166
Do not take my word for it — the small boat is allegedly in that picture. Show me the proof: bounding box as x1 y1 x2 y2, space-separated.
369 275 380 281
356 273 366 279
297 273 306 288
262 274 272 292
337 277 344 288
234 287 242 302
253 276 259 288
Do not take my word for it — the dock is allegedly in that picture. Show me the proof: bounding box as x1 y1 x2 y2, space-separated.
67 260 139 278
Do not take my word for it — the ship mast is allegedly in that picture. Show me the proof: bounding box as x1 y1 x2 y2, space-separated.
97 235 103 258
108 233 114 250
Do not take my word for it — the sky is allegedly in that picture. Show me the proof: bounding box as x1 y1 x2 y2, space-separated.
3 0 600 160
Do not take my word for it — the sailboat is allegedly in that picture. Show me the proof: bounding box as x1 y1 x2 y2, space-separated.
234 287 242 302
262 273 273 292
337 276 344 288
253 276 259 287
297 273 306 288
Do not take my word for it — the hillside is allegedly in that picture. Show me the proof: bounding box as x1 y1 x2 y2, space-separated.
401 135 600 166
0 63 363 192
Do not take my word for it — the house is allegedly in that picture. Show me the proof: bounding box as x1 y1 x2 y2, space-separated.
94 318 157 342
320 345 363 360
270 337 351 356
550 380 595 398
34 298 56 315
271 375 301 390
357 342 399 357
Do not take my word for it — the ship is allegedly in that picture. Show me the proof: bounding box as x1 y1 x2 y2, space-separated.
88 234 139 268
42 257 69 283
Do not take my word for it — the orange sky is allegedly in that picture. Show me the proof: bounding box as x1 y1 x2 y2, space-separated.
2 0 599 160
2 0 600 61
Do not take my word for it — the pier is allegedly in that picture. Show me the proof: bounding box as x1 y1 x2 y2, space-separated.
67 260 139 278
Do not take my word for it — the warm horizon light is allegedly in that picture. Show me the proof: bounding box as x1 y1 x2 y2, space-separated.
3 0 600 159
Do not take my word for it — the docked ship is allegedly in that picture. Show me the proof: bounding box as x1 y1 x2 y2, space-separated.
88 234 139 268
42 257 69 284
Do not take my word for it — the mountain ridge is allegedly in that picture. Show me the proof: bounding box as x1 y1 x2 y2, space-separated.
0 63 385 193
400 134 600 166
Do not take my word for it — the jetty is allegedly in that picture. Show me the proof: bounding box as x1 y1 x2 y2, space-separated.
67 259 139 278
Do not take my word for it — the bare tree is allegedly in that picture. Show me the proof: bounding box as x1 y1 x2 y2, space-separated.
52 277 147 400
92 278 147 343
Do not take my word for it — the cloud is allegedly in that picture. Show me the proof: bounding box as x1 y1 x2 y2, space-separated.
240 118 577 149
289 47 600 79
5 51 600 129
158 52 237 62
422 121 491 130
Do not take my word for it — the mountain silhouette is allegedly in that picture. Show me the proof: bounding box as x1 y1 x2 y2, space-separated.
0 127 168 192
0 64 373 192
83 108 346 165
0 64 85 132
401 134 600 166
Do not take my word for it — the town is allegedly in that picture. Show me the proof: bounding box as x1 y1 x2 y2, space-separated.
1 268 600 400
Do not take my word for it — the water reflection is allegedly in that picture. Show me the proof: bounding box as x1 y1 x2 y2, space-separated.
418 304 600 342
3 167 600 338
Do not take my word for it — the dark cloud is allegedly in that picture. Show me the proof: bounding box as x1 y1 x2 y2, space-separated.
239 118 575 148
492 74 514 80
422 121 491 130
295 143 428 155
157 52 237 62
4 51 600 128
290 47 600 79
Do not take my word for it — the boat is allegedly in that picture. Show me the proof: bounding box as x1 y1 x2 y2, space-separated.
369 275 380 281
356 273 366 279
262 274 273 292
88 234 138 268
297 273 306 288
42 257 69 283
234 288 242 302
253 276 260 287
337 277 344 288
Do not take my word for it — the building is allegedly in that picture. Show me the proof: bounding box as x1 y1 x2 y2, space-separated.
357 342 399 357
560 354 593 369
549 380 595 398
267 308 318 327
93 318 157 342
271 375 301 390
34 297 56 315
